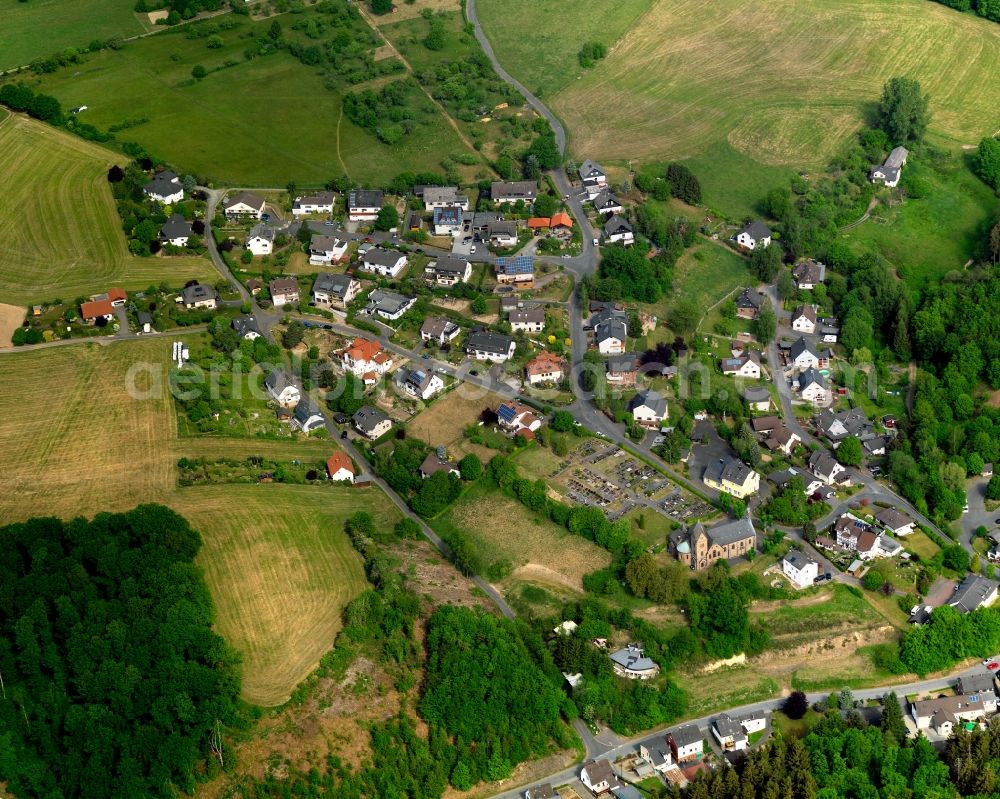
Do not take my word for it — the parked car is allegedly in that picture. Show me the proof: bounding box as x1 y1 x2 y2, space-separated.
340 431 348 440
652 436 666 445
989 662 1000 671
814 573 832 584
470 246 477 253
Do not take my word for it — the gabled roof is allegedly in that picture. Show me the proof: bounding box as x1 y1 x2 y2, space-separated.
736 287 763 309
798 367 826 390
427 254 469 274
595 317 627 344
495 255 534 275
700 515 756 547
789 336 819 362
247 223 275 242
550 211 573 229
713 713 743 738
348 189 383 208
607 353 640 373
313 272 355 296
792 304 817 324
593 189 622 209
265 369 294 393
181 283 217 304
310 235 341 253
603 214 632 235
703 457 756 487
783 549 815 571
951 575 998 614
363 248 406 268
231 315 260 337
293 190 335 208
269 277 298 296
352 405 390 433
420 451 458 477
225 190 265 210
326 452 354 476
432 206 463 224
423 186 463 204
809 449 840 477
491 180 537 200
160 213 193 239
578 159 605 180
293 398 324 425
743 386 771 403
792 259 826 284
885 146 909 169
466 330 513 354
738 220 772 240
510 308 545 325
628 389 667 417
876 507 912 530
669 724 702 747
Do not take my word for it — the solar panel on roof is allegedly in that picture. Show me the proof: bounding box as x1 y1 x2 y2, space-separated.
495 255 534 275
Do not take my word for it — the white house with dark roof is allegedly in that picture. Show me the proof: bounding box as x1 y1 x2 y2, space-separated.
466 330 515 362
231 315 261 340
265 370 300 407
143 170 183 204
581 759 621 795
789 336 821 370
347 189 383 221
578 159 607 197
292 190 335 216
593 189 623 216
712 714 748 751
609 644 659 679
432 206 464 236
180 283 217 309
870 146 909 188
362 289 416 321
743 386 772 411
949 575 999 614
782 550 819 588
792 259 826 290
312 273 360 307
809 449 848 485
818 407 873 443
491 180 537 205
420 317 460 345
400 367 444 401
876 507 915 537
735 287 764 319
224 191 265 219
721 351 762 379
423 186 468 211
509 308 545 334
424 255 472 286
353 406 392 440
791 305 817 334
159 214 193 247
798 368 831 405
269 276 300 307
628 389 668 428
361 248 408 278
309 235 348 265
603 215 634 246
668 725 703 763
245 224 275 256
595 316 627 355
735 220 771 250
911 693 991 736
488 219 518 247
291 399 326 433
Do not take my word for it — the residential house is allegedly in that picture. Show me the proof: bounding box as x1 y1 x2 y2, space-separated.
400 367 444 401
180 283 217 309
834 513 871 549
339 337 392 377
501 295 524 314
231 315 261 340
420 317 461 345
735 220 772 250
581 759 621 795
721 351 762 379
510 308 545 333
712 714 747 752
524 785 556 799
326 452 355 483
592 189 623 216
495 255 534 288
265 370 301 407
291 399 326 433
818 407 873 444
870 146 909 188
491 180 537 205
469 211 503 240
791 305 817 334
309 235 349 265
143 170 183 204
246 278 262 296
741 712 767 734
792 259 826 290
789 337 820 369
950 575 999 614
864 436 889 457
159 214 193 246
820 323 840 343
743 386 772 411
798 368 831 405
312 273 360 307
497 401 542 436
877 508 915 537
877 534 903 558
525 351 566 385
419 450 460 479
578 159 607 196
347 189 383 221
224 191 265 219
735 288 764 319
595 316 628 355
670 516 757 570
603 215 634 246
407 211 422 232
362 289 416 321
702 458 760 499
750 416 782 435
628 389 669 428
432 206 464 236
466 330 515 362
138 311 153 333
292 190 336 216
488 219 518 247
958 673 998 699
245 224 275 256
782 550 819 588
424 255 472 285
353 406 392 440
668 726 704 763
80 288 128 323
607 353 640 385
423 186 468 211
550 211 573 236
269 277 300 308
761 423 800 455
360 248 408 278
911 694 990 737
639 739 673 775
809 449 848 485
609 644 660 680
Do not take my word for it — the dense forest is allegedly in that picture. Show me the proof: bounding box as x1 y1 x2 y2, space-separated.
0 505 242 798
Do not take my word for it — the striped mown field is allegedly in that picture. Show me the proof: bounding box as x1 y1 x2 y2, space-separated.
0 114 214 306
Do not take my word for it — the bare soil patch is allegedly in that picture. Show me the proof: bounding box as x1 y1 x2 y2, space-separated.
0 303 26 347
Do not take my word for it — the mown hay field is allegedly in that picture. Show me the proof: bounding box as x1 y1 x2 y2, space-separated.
0 0 147 71
0 337 393 706
0 114 214 305
481 0 1000 170
30 13 472 186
